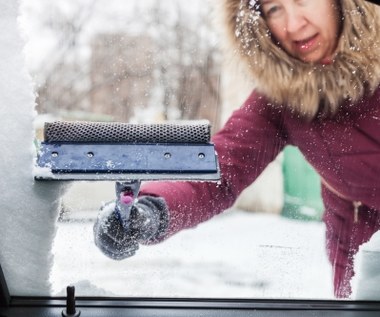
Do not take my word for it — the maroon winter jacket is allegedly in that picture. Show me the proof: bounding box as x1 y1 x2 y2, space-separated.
140 86 380 298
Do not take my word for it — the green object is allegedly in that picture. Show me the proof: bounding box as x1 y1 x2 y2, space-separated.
281 146 324 221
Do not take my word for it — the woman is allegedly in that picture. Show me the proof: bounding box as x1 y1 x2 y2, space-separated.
94 0 380 298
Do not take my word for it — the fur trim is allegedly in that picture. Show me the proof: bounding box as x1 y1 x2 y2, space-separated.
221 0 380 118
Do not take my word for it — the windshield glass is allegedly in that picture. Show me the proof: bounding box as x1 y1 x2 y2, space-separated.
1 0 378 300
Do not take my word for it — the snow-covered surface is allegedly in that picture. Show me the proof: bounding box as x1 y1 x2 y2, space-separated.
0 1 69 296
52 209 334 299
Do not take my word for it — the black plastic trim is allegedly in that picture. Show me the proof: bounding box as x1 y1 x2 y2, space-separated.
9 296 380 310
0 265 10 307
1 297 380 317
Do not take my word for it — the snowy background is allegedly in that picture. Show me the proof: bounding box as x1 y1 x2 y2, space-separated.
53 204 334 298
0 0 378 301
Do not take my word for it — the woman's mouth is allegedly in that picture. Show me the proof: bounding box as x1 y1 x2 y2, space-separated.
293 34 319 53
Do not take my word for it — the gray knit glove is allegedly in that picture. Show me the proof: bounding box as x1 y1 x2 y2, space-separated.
93 196 169 260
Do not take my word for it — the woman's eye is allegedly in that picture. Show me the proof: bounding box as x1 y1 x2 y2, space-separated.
296 0 309 5
263 5 281 18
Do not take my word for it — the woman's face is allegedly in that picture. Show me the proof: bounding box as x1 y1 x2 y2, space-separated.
260 0 341 63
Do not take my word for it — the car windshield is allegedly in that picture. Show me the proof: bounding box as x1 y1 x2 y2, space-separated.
0 0 379 301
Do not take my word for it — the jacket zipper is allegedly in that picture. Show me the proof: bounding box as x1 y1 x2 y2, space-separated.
352 201 362 223
321 178 362 223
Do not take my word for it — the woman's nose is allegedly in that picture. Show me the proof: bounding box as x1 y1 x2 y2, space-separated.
285 10 307 34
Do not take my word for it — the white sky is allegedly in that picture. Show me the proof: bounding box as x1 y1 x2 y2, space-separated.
19 0 209 71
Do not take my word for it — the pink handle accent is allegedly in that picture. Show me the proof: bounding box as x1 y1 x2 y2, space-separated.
120 193 134 205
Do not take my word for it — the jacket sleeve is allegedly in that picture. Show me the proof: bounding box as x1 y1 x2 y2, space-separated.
139 90 288 240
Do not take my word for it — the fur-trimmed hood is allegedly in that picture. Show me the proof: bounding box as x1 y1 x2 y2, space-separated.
221 0 380 118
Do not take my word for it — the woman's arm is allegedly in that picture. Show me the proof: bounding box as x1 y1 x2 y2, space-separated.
140 91 288 240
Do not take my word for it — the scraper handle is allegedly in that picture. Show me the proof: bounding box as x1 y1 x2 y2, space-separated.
114 180 141 229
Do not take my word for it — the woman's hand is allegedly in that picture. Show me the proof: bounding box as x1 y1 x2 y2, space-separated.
93 196 169 260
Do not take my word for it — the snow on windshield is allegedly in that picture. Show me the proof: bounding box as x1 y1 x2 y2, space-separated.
0 1 68 296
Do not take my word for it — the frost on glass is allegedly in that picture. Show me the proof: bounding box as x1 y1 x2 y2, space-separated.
9 0 368 300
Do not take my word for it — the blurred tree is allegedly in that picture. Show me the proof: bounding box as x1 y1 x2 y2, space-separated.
27 0 222 129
